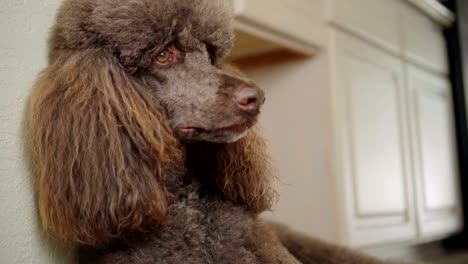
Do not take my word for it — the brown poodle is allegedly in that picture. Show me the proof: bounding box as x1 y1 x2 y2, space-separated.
24 0 406 263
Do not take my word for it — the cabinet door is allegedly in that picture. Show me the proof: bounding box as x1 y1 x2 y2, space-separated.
332 31 417 247
407 65 463 239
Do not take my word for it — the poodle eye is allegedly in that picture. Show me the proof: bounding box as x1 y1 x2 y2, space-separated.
156 50 171 64
155 48 179 65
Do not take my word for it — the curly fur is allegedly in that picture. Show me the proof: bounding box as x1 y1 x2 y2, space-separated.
24 0 408 263
25 0 275 247
25 49 183 245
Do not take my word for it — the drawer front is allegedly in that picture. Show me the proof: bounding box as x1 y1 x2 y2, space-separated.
401 4 449 74
329 0 401 52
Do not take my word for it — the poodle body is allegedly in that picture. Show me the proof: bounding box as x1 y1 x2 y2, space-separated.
78 176 393 264
24 0 405 263
79 177 298 263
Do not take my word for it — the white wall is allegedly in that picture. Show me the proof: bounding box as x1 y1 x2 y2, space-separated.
241 52 339 242
0 0 74 263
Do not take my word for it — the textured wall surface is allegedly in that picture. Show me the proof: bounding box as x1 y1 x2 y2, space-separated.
0 0 74 263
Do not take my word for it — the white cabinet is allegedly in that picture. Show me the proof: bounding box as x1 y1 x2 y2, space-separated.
407 65 463 238
333 31 417 246
234 0 461 250
330 29 462 247
329 0 461 246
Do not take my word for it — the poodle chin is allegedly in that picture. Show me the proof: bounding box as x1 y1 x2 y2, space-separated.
176 120 257 143
208 129 250 144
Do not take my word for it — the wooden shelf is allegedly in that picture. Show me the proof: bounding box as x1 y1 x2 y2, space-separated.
228 0 325 59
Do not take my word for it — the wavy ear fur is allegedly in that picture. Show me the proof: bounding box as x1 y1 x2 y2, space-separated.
24 49 182 246
187 129 277 213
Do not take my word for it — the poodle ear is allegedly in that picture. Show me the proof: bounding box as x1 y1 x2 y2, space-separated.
24 49 182 246
215 129 277 213
187 129 276 213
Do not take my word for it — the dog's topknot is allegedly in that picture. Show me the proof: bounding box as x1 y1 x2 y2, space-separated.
49 0 234 71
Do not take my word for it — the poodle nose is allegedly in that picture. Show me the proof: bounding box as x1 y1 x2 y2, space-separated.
234 85 265 114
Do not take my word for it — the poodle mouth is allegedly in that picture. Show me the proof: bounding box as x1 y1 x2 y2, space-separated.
178 120 255 137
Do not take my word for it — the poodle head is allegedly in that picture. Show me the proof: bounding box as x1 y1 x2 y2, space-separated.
50 0 265 143
25 0 274 247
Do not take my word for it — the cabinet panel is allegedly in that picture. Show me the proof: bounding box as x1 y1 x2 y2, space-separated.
407 65 462 238
333 31 416 246
329 0 401 52
345 57 407 215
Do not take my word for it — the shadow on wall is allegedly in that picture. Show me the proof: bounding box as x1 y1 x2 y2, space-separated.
0 0 75 263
